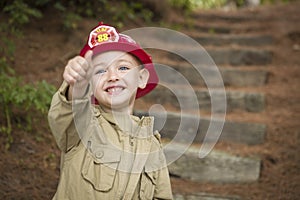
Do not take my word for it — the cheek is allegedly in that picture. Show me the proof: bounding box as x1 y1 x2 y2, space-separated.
122 71 140 87
91 76 104 93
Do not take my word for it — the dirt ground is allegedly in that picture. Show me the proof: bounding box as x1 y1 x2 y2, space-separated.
0 2 299 200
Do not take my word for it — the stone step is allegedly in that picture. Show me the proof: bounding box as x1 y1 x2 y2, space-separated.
174 193 241 200
191 12 258 23
220 68 268 87
209 49 272 66
142 87 265 113
192 34 273 47
134 111 266 145
167 48 272 66
187 24 232 34
126 28 272 66
164 144 261 183
167 143 261 183
185 23 268 34
155 62 268 87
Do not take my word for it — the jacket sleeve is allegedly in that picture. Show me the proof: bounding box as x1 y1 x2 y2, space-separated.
153 166 173 200
48 81 81 152
152 132 173 200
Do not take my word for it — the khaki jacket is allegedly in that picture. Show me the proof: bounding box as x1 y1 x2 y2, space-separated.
48 82 173 200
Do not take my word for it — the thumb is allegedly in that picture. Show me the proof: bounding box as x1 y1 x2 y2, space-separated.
84 50 93 70
84 50 94 79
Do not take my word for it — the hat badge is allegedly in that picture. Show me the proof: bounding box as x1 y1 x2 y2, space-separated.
88 25 119 48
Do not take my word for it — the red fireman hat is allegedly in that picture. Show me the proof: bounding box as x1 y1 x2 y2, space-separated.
79 22 158 99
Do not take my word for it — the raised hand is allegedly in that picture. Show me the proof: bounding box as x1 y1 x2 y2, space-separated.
63 50 94 100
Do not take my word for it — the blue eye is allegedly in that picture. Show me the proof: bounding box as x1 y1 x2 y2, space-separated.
119 66 129 71
95 69 106 74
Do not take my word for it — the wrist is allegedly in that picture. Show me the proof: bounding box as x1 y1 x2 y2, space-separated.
69 83 90 100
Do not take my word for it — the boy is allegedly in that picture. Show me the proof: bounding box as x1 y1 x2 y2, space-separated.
48 22 173 199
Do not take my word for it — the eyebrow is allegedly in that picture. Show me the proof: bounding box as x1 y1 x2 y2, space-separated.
93 63 106 70
116 59 138 66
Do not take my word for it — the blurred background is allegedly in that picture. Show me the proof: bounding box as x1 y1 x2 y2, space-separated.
0 0 299 199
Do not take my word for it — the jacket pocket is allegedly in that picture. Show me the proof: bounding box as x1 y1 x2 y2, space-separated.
81 147 121 192
140 170 157 199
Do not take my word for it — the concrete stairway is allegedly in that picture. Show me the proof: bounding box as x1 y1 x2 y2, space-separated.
134 8 272 200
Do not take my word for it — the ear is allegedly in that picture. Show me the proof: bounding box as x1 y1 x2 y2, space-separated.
138 68 149 89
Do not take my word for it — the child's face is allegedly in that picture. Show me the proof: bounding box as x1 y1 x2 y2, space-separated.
91 51 149 113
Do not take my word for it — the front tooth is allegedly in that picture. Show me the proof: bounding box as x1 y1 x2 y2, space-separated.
109 87 122 93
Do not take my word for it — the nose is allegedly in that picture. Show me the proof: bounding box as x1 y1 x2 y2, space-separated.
107 68 119 82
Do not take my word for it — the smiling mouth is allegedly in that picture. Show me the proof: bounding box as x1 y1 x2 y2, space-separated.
105 86 125 96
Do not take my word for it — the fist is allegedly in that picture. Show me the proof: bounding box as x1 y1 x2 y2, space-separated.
63 50 93 86
63 50 94 99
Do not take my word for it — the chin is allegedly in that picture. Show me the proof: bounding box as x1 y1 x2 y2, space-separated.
96 92 136 111
110 95 134 108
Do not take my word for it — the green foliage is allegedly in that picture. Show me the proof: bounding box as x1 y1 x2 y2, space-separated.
260 0 295 4
1 0 56 149
3 0 42 26
108 2 154 28
168 0 196 18
170 0 195 11
1 0 156 30
188 0 228 9
0 67 56 149
235 0 247 7
56 0 154 29
63 12 82 30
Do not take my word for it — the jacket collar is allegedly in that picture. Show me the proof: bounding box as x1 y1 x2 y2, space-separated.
93 105 155 138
